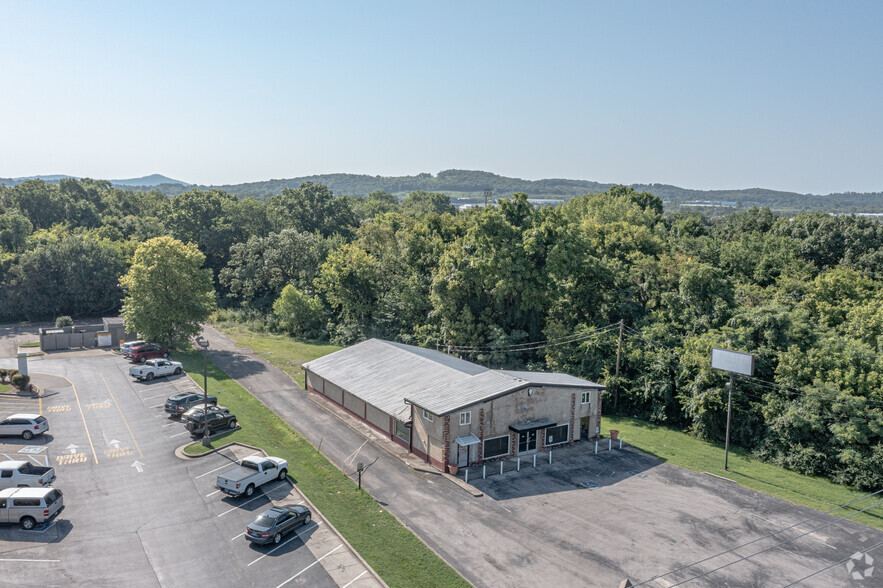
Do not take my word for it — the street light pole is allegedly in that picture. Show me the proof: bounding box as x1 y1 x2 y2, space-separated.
195 336 210 447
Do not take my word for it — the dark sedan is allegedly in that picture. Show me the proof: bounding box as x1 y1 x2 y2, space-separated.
185 409 237 436
245 505 312 545
164 393 217 417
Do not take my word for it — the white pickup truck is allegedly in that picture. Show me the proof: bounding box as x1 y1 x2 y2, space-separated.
216 456 288 498
129 359 183 381
0 461 57 489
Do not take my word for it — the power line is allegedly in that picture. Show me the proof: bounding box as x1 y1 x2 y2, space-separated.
781 540 883 587
666 496 883 587
631 488 883 586
446 322 620 354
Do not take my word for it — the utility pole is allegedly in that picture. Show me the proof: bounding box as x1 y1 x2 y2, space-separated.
710 348 754 472
614 320 624 409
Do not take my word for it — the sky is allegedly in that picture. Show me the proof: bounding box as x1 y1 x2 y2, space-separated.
1 1 882 194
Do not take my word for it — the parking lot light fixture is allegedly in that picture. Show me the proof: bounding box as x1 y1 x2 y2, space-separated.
195 336 210 447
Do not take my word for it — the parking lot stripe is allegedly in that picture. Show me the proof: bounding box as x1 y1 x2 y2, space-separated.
342 570 368 588
195 452 260 479
68 378 99 464
162 422 177 428
274 544 342 587
218 481 289 517
142 392 172 401
247 522 323 566
0 558 61 563
231 531 246 541
169 431 189 438
207 489 222 497
101 373 143 458
150 404 164 409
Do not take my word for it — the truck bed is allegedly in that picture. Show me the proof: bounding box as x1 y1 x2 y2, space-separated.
217 466 256 484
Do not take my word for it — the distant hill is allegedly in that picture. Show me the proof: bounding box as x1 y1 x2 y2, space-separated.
2 169 882 214
0 173 187 189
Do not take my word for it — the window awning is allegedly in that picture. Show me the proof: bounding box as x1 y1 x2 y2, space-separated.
509 419 556 433
455 434 481 446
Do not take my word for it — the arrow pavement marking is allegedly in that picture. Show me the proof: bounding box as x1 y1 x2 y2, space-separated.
131 460 145 473
108 439 121 449
65 444 79 455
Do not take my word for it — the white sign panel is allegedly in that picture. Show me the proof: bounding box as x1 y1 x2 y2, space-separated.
711 348 754 376
97 332 112 347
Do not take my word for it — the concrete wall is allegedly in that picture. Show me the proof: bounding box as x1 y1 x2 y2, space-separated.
366 404 388 432
343 390 365 417
324 381 343 405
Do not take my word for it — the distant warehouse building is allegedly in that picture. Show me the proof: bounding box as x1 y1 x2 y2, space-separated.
302 339 604 471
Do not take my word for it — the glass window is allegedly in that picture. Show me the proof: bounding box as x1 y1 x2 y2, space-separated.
483 435 509 459
1 470 11 478
581 391 591 405
394 419 411 443
459 411 471 426
13 498 41 507
422 409 433 422
545 424 570 446
255 515 275 526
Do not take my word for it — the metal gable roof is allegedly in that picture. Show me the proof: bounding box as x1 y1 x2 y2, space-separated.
303 338 605 421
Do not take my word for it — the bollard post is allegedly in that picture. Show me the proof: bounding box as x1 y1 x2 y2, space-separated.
483 465 486 479
500 461 504 475
595 441 598 454
465 468 468 484
517 457 521 471
533 454 536 468
609 439 612 451
549 450 552 464
619 438 623 450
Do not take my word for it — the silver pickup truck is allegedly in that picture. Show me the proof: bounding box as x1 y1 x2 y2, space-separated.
216 456 288 498
129 359 183 381
0 460 57 489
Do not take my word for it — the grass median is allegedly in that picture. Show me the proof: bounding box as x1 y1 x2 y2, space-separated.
177 349 468 588
604 415 883 531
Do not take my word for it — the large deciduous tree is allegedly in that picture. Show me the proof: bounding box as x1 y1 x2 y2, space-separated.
119 236 216 347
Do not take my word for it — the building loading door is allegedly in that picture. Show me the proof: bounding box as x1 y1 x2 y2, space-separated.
518 429 537 454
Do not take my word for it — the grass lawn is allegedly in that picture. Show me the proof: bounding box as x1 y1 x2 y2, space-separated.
0 383 12 394
19 341 40 348
176 349 467 588
209 323 340 388
604 415 883 531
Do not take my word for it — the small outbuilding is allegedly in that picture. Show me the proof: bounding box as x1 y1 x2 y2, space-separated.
302 338 605 471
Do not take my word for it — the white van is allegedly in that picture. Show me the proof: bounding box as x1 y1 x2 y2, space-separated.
0 487 64 529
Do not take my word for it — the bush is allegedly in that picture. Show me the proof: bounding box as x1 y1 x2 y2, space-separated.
11 373 30 389
55 315 73 327
0 368 17 383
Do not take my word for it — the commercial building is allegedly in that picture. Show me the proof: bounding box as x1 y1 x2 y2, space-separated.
302 339 604 471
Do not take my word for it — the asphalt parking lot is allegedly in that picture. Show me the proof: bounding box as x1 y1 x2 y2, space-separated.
462 445 883 587
0 349 377 587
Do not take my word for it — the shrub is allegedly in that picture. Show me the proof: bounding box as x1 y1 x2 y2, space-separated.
11 373 30 389
55 315 74 327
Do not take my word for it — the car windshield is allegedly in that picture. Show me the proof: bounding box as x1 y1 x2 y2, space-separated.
254 515 276 527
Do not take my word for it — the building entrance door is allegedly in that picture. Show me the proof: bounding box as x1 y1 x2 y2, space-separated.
458 445 468 467
518 429 537 453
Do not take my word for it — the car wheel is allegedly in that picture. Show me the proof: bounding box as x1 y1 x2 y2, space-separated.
174 367 182 375
139 356 146 363
146 372 154 381
273 532 282 544
245 484 255 497
229 419 237 429
22 430 34 440
21 516 36 530
277 469 287 481
304 514 311 525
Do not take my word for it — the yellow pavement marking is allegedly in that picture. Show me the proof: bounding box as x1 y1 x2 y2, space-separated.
100 373 143 458
45 405 72 413
85 400 111 410
56 453 88 465
68 379 99 464
103 446 134 459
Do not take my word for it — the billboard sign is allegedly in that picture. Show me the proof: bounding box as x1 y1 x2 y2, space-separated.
711 347 754 376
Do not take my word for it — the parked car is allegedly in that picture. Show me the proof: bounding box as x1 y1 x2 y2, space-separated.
185 410 237 437
129 359 183 381
0 461 56 489
0 414 49 440
245 505 311 545
120 340 147 356
0 487 64 530
217 456 287 498
181 404 229 421
129 343 170 363
164 393 217 417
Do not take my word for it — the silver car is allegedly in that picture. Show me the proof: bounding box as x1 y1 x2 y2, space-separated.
0 414 49 440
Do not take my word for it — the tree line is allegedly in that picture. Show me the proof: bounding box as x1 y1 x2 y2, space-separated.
1 178 881 489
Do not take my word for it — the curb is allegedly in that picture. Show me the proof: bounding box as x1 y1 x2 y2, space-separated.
175 440 389 588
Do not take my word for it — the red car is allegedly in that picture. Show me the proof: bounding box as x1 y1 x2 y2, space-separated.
129 343 170 363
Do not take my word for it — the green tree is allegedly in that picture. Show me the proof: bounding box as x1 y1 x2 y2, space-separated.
273 285 325 338
119 237 216 347
401 190 456 217
0 213 33 252
268 182 357 238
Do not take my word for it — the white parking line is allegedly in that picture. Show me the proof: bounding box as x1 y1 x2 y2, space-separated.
342 571 368 588
275 544 342 587
231 531 246 541
247 522 322 566
169 431 189 438
143 392 172 401
194 452 260 479
217 481 289 517
0 558 61 563
206 489 222 497
150 404 164 409
161 423 177 428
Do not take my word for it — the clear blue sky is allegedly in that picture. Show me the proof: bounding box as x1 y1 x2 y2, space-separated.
2 1 881 194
